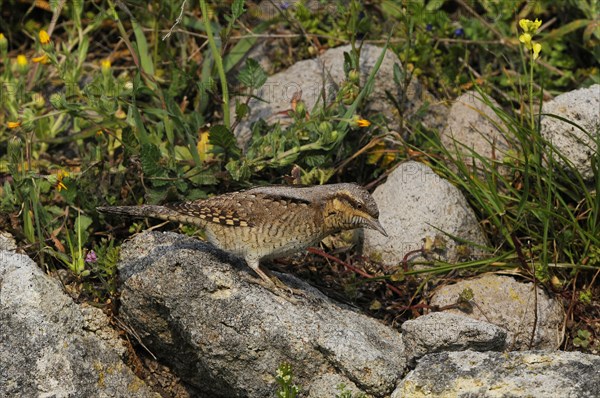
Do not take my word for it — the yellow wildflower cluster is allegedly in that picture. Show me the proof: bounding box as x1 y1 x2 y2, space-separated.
39 30 51 45
519 19 542 60
351 115 371 128
56 170 69 191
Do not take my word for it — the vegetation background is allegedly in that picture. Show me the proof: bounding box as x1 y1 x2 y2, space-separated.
0 0 598 360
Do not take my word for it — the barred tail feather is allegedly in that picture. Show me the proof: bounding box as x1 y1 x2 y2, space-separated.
97 205 188 223
96 205 206 228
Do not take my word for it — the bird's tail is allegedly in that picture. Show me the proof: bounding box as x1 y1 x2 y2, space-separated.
97 205 187 224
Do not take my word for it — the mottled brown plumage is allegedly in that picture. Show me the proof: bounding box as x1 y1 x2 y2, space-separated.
97 183 387 287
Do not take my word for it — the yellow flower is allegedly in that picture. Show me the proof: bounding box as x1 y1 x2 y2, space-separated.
0 33 7 52
519 18 543 60
39 30 51 45
519 19 542 34
7 121 21 129
197 131 213 162
16 54 28 73
532 42 542 60
357 118 371 127
56 170 69 191
101 59 111 74
32 54 50 64
16 54 27 66
519 33 532 47
367 141 395 167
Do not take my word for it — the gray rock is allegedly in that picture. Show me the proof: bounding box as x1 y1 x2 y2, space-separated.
541 84 600 180
118 231 405 397
0 250 158 398
440 90 510 169
0 231 16 251
392 350 600 398
306 373 362 398
401 312 508 366
233 44 447 148
363 161 487 265
430 273 565 350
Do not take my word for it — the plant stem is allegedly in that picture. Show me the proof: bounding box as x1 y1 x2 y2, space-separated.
200 0 230 129
529 55 534 131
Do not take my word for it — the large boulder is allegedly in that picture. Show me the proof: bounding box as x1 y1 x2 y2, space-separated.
541 84 600 180
401 312 508 366
0 250 158 398
363 161 488 265
118 231 406 397
440 90 510 171
430 273 565 350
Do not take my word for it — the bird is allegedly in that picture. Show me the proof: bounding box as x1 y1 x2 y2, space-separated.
97 183 387 290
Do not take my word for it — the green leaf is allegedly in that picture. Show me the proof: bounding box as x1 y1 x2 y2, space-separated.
23 202 35 243
225 159 251 181
238 58 268 89
128 104 149 145
544 19 592 41
209 125 241 158
304 154 327 168
174 179 188 193
140 143 165 177
235 102 250 120
131 16 155 77
121 127 139 155
187 167 219 185
145 187 169 204
0 181 16 209
185 189 208 201
75 214 93 249
77 36 89 71
231 0 245 18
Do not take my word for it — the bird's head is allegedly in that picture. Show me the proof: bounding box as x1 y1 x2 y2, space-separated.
321 184 387 237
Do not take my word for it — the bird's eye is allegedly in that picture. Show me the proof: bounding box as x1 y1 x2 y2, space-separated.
357 203 363 209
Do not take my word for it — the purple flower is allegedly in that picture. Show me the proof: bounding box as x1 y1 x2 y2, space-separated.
426 24 433 32
85 250 97 263
454 28 464 37
280 2 290 10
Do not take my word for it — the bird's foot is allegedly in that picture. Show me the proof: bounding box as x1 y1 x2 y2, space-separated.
251 274 307 303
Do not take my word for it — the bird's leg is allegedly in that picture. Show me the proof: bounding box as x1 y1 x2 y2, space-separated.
245 257 305 300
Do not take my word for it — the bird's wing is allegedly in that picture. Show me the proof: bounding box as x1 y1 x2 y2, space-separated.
245 186 314 205
166 195 254 227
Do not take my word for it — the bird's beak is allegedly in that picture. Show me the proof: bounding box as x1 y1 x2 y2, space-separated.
364 217 388 237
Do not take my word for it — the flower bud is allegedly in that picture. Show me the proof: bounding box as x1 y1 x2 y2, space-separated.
33 93 46 109
348 69 360 84
115 107 127 119
39 30 52 50
16 54 28 74
49 92 66 109
101 59 111 76
0 33 7 55
318 121 332 134
294 100 306 117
